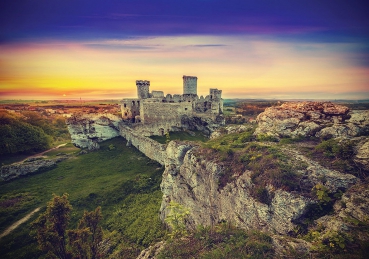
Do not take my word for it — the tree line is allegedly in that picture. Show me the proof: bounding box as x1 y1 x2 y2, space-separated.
0 110 70 155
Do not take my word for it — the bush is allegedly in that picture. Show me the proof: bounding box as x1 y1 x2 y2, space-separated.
315 139 354 159
157 225 275 259
256 134 279 142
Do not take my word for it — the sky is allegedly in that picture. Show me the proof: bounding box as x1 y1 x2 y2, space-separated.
0 0 368 100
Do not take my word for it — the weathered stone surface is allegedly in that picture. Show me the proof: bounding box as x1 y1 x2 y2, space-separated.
348 110 369 126
281 147 359 192
181 115 225 136
119 124 167 165
135 241 166 259
337 182 369 224
210 124 253 139
312 182 369 245
0 156 67 181
159 142 360 235
354 138 369 171
315 124 361 139
272 235 311 257
254 101 361 139
66 113 122 149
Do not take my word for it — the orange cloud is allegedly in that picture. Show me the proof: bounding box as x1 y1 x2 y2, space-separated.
0 36 368 100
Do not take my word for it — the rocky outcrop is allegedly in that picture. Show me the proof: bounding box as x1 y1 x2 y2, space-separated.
354 137 369 171
135 241 166 259
282 148 358 192
0 156 67 181
254 102 367 139
307 181 369 248
210 124 253 139
66 113 122 150
181 115 225 136
159 141 358 235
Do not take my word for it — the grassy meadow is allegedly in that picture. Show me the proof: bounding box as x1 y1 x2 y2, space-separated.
149 130 208 144
0 137 165 258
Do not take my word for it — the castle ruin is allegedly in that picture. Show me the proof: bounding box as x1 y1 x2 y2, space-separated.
120 76 224 136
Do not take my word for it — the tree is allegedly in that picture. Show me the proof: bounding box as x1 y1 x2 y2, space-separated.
0 110 51 155
32 193 72 259
32 194 103 259
164 201 190 239
68 207 103 259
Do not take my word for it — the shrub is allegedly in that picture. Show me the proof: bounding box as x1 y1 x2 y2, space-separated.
165 201 190 239
157 225 275 259
256 134 279 142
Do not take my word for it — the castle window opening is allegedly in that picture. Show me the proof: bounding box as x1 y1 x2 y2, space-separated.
124 103 127 108
159 128 164 136
132 101 135 106
124 112 127 116
185 108 188 110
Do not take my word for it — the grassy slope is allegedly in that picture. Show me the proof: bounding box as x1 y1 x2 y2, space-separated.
0 137 165 258
149 130 208 144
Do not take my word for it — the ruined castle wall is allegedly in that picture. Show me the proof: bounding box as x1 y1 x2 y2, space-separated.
121 98 140 121
127 121 183 136
140 101 192 124
152 91 164 98
119 124 166 164
211 99 223 114
210 88 222 100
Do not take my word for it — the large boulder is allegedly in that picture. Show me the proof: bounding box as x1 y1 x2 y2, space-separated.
254 101 368 139
0 156 67 181
210 124 253 139
354 137 369 171
66 113 122 149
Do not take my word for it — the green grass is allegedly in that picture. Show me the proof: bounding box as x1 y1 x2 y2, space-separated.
149 130 208 144
0 137 165 258
198 127 308 203
42 143 80 157
0 143 79 166
157 224 275 259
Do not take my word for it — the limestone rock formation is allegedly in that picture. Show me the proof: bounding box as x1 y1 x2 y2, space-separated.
354 137 369 171
309 181 369 247
66 113 122 149
210 124 253 139
0 156 67 181
254 101 365 139
159 142 358 235
181 115 225 136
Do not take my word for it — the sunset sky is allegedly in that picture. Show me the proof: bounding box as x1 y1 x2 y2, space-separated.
0 0 368 100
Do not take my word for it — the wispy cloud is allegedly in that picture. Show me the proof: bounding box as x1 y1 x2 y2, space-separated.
1 35 368 100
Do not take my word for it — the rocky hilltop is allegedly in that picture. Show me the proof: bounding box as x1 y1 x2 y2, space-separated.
255 101 368 139
156 101 369 257
66 113 122 150
159 141 359 235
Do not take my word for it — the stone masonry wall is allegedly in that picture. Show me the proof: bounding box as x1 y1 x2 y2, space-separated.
140 101 192 124
119 124 167 165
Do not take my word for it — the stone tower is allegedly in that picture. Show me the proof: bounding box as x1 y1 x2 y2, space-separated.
136 80 150 99
210 88 222 99
183 76 197 95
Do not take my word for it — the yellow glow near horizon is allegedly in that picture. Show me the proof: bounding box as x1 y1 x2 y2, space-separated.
0 36 368 100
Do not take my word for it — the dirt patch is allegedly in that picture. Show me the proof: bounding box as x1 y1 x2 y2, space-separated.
0 207 41 239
